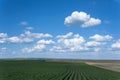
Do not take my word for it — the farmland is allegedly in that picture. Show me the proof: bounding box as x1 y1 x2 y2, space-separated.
84 60 120 72
0 60 120 80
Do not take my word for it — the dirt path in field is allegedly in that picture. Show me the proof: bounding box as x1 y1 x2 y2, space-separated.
85 62 120 72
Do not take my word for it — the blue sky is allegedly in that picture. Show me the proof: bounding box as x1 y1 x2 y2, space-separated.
0 0 120 59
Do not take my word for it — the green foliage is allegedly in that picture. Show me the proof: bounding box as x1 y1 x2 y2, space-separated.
0 60 120 80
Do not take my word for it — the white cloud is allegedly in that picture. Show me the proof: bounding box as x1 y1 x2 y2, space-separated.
84 41 103 52
64 11 101 27
82 18 101 27
22 44 46 53
57 32 73 39
58 34 85 47
0 39 6 44
111 39 120 49
85 41 103 47
49 46 66 53
69 45 88 52
37 39 55 44
89 34 112 41
0 33 8 44
0 30 53 44
50 33 108 53
0 33 8 38
50 32 87 52
53 33 87 52
0 30 115 54
21 31 53 43
8 36 22 43
21 38 34 43
23 31 53 39
85 34 112 52
22 39 55 53
74 34 82 38
50 33 112 53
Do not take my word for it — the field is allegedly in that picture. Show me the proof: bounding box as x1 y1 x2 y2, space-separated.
0 60 120 80
47 60 120 72
84 60 120 72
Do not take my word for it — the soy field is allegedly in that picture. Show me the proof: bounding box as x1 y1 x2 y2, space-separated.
0 60 120 80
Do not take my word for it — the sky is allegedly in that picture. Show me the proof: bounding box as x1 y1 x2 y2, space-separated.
0 0 120 59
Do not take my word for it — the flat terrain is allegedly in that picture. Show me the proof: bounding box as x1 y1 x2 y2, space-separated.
84 60 120 72
47 60 120 72
0 60 120 80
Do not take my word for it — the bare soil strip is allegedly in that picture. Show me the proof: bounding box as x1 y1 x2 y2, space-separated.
85 61 120 72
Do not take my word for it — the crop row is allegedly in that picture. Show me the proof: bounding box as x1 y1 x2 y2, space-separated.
0 60 120 80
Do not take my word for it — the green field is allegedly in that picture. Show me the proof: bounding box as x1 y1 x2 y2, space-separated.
0 60 120 80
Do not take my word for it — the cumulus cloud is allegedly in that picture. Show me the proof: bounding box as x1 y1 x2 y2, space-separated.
21 37 34 43
22 39 55 53
0 33 8 44
8 37 22 43
49 46 66 53
52 33 87 52
85 34 112 52
64 11 101 27
85 41 102 47
22 44 46 53
57 33 85 48
50 33 111 53
111 39 120 49
84 41 104 52
0 31 53 44
89 34 112 41
37 39 55 44
53 32 85 52
20 31 52 43
0 39 6 44
0 30 115 54
0 33 8 38
57 32 73 39
23 31 53 39
49 33 108 52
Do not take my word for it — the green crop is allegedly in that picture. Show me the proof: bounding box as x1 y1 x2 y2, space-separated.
0 60 120 80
